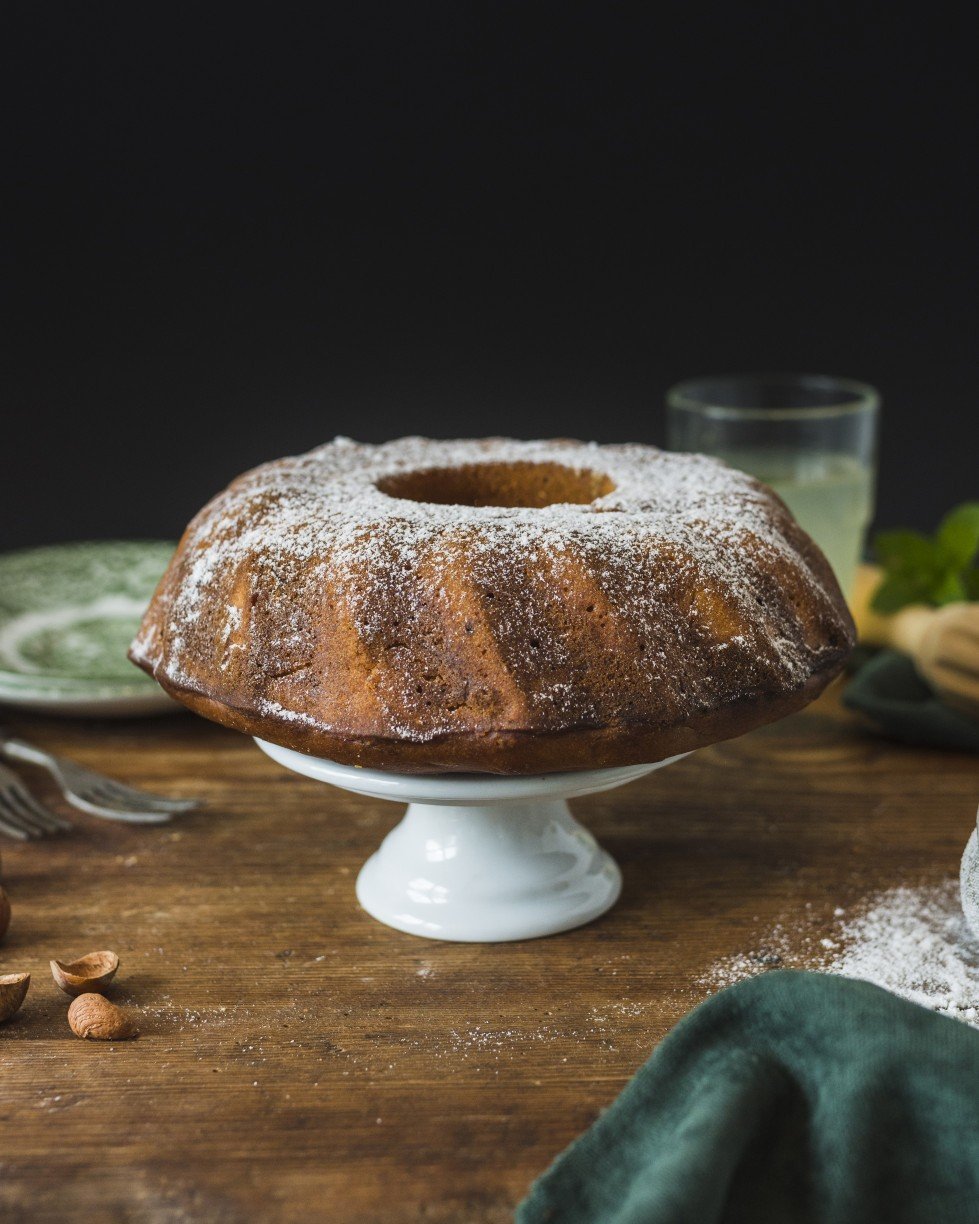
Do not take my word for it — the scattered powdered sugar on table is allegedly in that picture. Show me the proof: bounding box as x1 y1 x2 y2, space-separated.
706 880 979 1025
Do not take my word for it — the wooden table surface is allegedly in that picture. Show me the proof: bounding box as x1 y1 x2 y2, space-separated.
2 686 977 1222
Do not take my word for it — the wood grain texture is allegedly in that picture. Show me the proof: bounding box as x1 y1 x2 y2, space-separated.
1 684 977 1222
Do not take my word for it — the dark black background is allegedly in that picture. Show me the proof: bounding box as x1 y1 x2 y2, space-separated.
3 5 976 552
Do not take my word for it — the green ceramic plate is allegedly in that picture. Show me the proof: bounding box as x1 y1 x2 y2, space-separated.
0 541 177 716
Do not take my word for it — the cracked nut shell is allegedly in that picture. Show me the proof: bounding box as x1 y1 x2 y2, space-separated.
0 971 30 1022
51 950 120 996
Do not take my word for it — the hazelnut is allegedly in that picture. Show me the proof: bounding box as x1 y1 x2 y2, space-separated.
67 993 138 1041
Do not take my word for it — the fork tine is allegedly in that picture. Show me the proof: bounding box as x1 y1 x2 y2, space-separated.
6 785 66 835
0 791 43 838
78 780 151 805
12 786 72 832
63 793 173 824
0 801 32 840
0 821 31 840
93 780 200 811
65 771 194 807
0 760 68 834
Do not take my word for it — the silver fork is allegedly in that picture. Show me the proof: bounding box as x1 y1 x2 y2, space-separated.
0 731 201 825
0 761 73 839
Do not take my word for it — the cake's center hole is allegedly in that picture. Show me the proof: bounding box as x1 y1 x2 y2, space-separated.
377 461 616 509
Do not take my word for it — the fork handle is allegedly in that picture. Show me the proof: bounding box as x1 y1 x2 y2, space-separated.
0 732 58 772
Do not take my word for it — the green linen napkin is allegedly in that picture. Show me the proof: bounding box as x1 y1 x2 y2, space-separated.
518 970 979 1224
844 649 979 752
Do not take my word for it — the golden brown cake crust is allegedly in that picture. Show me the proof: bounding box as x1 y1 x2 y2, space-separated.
131 437 855 774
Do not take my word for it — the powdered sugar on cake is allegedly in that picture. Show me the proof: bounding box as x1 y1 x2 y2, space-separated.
131 437 852 747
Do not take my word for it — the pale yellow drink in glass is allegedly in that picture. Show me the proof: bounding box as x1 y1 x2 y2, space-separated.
666 375 879 603
715 447 874 598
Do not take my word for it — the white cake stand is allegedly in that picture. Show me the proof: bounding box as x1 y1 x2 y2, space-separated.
255 738 688 942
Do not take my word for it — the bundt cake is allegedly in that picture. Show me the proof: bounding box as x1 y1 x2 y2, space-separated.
130 437 855 773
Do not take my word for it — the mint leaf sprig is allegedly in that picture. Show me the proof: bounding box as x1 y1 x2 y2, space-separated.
872 502 979 613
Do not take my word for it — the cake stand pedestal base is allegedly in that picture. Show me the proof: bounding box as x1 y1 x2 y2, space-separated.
255 739 686 942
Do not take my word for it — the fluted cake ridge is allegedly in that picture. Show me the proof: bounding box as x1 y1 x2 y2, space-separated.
130 437 854 773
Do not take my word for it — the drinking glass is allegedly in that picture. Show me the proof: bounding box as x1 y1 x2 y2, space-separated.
666 373 879 599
